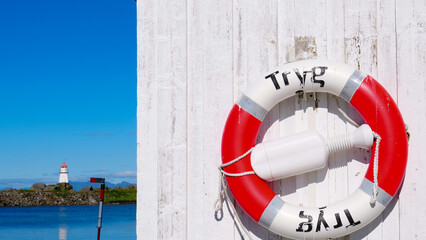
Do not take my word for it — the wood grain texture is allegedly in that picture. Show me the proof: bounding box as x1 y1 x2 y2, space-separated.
137 0 426 239
396 0 426 239
137 0 158 238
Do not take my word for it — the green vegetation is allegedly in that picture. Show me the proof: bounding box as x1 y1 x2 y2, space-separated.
104 188 136 203
52 190 69 198
0 185 137 207
17 189 34 194
19 190 34 198
2 186 137 205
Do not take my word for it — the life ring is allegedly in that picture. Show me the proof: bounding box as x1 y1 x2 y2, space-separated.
221 60 408 239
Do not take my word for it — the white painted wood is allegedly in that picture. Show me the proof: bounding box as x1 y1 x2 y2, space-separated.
137 0 426 239
156 0 188 239
376 0 400 239
344 1 383 239
325 8 350 240
186 1 207 239
197 0 235 239
136 0 158 238
396 0 426 239
232 0 281 239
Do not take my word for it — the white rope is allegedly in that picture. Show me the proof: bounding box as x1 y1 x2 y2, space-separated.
214 172 254 240
214 148 256 240
333 95 360 128
333 96 381 205
218 148 255 177
214 172 225 213
370 132 381 205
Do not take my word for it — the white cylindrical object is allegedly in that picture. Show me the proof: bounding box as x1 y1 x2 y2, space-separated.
251 124 374 182
327 124 374 153
350 124 374 149
251 131 329 181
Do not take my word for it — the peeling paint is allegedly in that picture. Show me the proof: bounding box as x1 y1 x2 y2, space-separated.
294 36 317 60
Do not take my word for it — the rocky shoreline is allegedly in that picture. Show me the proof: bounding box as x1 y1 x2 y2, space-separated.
0 189 99 207
0 183 136 207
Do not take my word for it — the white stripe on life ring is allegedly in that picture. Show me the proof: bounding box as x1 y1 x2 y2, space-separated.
259 178 392 239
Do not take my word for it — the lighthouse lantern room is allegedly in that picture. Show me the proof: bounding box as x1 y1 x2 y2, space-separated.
59 162 69 184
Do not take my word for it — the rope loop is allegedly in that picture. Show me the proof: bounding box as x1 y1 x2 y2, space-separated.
215 148 255 240
214 170 254 240
214 172 226 212
370 131 381 205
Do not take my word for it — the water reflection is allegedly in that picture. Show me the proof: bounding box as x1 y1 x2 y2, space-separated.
59 225 68 240
58 207 68 240
59 206 67 217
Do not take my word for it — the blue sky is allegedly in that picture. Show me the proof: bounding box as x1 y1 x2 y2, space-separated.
0 1 136 189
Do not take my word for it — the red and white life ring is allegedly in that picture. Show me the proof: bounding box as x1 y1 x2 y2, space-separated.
221 60 408 239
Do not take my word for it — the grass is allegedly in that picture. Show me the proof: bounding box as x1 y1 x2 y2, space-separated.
104 188 136 203
17 189 34 193
52 190 69 198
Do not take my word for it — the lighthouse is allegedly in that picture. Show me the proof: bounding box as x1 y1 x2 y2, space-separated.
59 162 69 184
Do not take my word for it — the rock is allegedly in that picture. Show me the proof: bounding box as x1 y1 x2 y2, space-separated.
123 185 136 190
0 185 132 207
88 196 98 205
44 185 58 191
113 186 122 190
80 186 93 192
56 183 73 190
30 183 46 191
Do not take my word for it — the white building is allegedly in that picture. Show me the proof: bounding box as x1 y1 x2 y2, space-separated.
137 1 426 239
58 162 69 184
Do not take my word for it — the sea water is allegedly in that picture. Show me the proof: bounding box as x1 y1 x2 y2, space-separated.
0 204 135 240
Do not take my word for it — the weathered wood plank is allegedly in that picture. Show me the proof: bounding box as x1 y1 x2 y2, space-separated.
325 6 349 240
136 0 158 238
291 0 329 218
343 0 383 239
397 0 426 239
155 0 188 239
186 0 206 239
232 3 251 239
277 1 297 217
199 0 235 239
376 0 400 239
232 1 281 239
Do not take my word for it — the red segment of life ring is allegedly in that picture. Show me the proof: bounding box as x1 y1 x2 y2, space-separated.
352 76 408 196
221 60 408 239
221 105 273 221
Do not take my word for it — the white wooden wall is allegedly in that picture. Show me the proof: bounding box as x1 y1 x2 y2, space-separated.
136 0 426 239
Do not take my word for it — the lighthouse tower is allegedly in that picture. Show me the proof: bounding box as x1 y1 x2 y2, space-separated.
59 162 69 184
